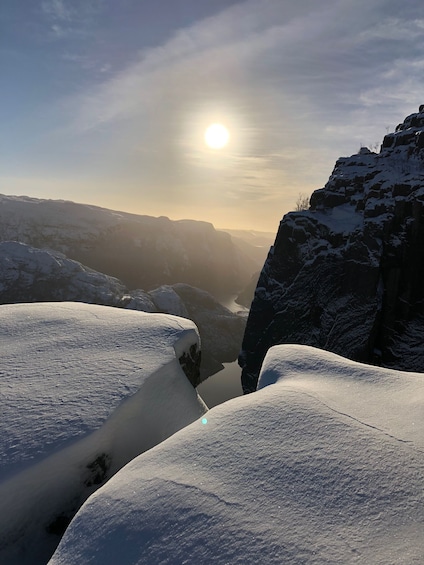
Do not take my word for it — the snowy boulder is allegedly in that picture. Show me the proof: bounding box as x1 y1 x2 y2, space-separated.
0 241 156 311
0 302 207 565
49 345 423 565
154 283 247 379
136 283 249 379
148 284 189 318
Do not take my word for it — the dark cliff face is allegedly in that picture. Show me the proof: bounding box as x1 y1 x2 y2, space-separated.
240 106 424 393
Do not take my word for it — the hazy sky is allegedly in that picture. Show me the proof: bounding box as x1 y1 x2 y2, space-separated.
2 0 424 231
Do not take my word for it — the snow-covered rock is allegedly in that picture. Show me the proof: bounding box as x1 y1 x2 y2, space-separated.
165 283 247 377
148 284 247 378
0 241 156 310
241 105 424 392
0 195 256 296
0 302 207 565
49 345 424 565
148 284 189 317
0 242 246 381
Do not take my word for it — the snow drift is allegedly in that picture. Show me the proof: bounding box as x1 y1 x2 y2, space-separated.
0 302 207 565
49 345 423 565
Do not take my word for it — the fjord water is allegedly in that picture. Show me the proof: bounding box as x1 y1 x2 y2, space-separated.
197 361 242 408
197 293 247 407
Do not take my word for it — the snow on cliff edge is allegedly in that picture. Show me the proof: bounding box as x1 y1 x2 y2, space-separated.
0 302 207 565
50 344 423 565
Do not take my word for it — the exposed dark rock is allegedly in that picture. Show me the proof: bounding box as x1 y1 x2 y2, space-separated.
240 106 424 393
178 343 202 387
46 514 73 537
46 450 111 539
84 453 112 487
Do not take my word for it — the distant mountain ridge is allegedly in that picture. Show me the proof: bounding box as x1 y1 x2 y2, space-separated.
240 105 424 392
0 195 257 296
220 228 275 266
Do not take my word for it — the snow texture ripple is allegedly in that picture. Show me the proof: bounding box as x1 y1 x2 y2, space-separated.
0 302 207 565
50 345 423 565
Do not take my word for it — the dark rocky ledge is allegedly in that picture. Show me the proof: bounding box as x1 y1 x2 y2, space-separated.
179 343 202 387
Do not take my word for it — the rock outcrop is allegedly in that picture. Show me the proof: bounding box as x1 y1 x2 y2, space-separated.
240 106 424 393
0 241 156 311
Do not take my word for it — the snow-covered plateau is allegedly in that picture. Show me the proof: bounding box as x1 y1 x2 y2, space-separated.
0 302 207 565
49 344 423 565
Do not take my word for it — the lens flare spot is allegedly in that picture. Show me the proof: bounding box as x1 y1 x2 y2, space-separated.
201 417 208 425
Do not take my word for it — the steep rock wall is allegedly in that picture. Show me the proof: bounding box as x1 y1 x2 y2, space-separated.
240 106 424 392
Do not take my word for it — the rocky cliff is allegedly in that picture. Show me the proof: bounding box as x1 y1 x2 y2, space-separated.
240 105 424 393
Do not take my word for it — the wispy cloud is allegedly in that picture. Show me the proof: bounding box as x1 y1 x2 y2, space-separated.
42 0 72 22
68 0 424 132
41 0 102 39
41 0 72 37
68 1 331 130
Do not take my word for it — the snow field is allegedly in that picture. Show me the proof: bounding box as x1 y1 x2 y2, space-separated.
49 344 424 565
0 302 207 565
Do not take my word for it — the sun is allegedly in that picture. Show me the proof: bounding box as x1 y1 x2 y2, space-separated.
204 123 230 149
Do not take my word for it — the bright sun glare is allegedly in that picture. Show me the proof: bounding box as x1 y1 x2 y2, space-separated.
204 123 230 149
